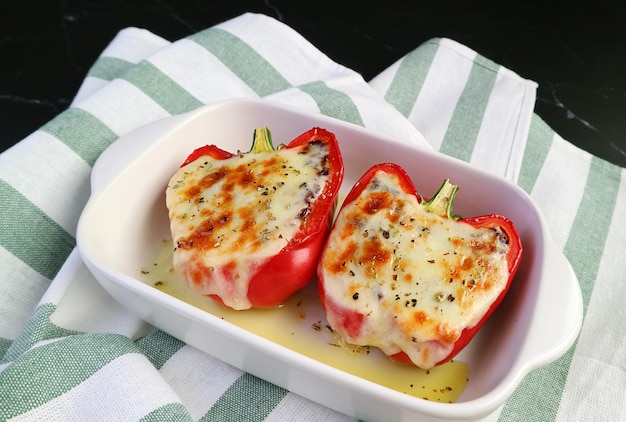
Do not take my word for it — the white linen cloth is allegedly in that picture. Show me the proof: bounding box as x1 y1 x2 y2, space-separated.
1 12 624 422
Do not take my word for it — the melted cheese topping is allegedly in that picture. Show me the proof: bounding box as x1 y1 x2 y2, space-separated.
319 171 509 368
166 141 330 310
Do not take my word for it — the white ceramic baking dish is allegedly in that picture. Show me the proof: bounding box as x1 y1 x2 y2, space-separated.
77 98 582 421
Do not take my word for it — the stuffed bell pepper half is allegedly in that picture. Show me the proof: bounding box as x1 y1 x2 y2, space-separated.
317 162 522 369
166 127 343 310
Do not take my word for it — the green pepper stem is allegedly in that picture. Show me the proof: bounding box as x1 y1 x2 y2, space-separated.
422 179 460 220
250 127 277 153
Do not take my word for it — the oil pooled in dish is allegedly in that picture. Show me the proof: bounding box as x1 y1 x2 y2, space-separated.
140 238 470 403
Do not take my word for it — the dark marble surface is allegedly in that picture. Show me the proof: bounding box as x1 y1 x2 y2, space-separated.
2 1 626 168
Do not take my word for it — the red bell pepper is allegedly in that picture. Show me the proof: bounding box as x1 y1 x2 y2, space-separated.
166 127 344 310
317 162 522 369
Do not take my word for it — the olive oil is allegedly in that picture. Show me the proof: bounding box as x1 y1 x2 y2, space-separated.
141 238 470 403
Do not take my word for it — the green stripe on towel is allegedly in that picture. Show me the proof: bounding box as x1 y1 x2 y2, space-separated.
0 181 75 281
383 39 440 117
200 373 288 422
0 333 139 420
564 157 621 308
41 108 118 166
0 337 12 361
140 403 193 422
123 61 204 115
299 80 364 127
518 115 555 194
190 28 292 97
1 303 78 364
439 55 499 162
87 56 135 81
136 329 186 370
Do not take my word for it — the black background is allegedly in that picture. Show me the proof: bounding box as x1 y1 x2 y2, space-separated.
2 1 625 167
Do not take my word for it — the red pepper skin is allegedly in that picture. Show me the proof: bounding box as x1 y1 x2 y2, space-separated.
318 162 522 367
181 144 234 165
180 127 344 309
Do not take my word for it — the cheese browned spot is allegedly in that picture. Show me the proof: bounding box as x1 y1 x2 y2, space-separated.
166 140 330 310
319 171 509 368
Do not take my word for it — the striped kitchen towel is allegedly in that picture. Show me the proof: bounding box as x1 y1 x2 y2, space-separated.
1 12 624 422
